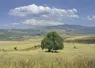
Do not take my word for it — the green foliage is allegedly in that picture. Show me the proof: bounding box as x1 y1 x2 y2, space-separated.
41 31 64 52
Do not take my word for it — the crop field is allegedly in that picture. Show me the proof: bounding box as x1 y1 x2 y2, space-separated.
0 36 95 68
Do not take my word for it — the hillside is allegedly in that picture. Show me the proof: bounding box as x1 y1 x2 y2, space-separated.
65 36 95 44
0 24 95 40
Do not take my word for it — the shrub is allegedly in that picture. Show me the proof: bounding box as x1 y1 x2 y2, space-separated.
74 46 77 49
14 47 18 50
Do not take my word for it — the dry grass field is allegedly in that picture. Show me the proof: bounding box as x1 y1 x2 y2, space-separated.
0 36 95 68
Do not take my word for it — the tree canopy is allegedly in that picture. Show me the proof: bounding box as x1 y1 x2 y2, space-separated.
41 31 64 52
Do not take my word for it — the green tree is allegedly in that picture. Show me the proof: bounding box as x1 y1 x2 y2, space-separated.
41 31 64 52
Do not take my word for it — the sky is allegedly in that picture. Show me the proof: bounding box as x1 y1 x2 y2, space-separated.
0 0 95 29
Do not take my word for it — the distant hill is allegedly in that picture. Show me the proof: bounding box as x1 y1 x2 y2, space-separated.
43 24 95 34
65 36 95 44
0 24 95 40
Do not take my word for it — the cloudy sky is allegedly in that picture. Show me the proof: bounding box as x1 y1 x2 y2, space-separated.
0 0 95 29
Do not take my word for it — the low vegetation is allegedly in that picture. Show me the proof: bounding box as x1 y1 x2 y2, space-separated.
0 34 95 68
0 53 95 68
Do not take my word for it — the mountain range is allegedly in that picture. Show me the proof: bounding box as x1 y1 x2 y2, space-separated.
0 24 95 40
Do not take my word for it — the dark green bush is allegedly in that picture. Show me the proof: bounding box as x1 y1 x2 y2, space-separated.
41 31 64 52
14 47 18 50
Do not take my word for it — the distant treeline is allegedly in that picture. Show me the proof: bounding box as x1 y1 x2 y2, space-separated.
65 37 95 44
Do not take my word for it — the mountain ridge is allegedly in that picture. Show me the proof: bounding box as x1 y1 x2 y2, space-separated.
0 24 95 40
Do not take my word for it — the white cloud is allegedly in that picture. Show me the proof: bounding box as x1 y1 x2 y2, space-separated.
87 16 95 20
9 4 79 20
22 19 64 26
9 4 51 17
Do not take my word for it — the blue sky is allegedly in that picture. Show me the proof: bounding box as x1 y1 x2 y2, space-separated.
0 0 95 29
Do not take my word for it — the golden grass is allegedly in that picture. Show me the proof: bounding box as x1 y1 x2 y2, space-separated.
0 37 95 68
0 52 95 68
0 38 42 51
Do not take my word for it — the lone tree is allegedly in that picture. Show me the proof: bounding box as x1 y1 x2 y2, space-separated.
41 31 64 52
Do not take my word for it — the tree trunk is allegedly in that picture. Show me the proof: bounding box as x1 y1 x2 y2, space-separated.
48 49 51 52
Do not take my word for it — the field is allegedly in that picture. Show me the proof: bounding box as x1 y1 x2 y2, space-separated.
65 36 95 44
0 36 95 68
